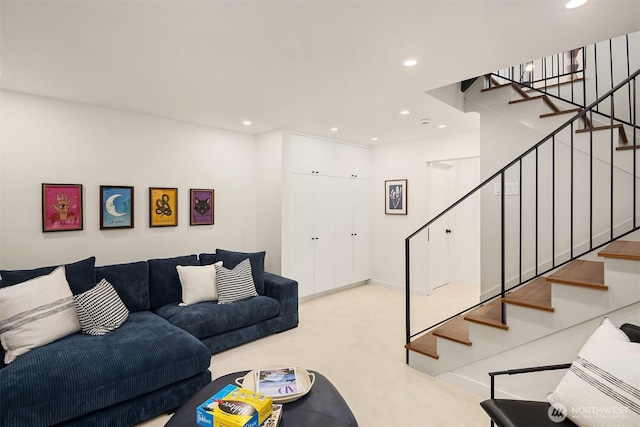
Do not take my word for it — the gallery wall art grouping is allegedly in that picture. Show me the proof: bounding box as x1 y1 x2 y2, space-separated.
42 183 215 232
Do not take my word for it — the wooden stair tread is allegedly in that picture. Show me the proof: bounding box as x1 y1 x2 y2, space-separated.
575 123 628 145
405 332 438 359
464 299 509 330
576 123 624 133
432 316 471 346
540 107 583 118
481 84 509 93
509 94 560 112
598 240 640 260
616 144 640 151
546 260 607 290
502 277 554 312
509 94 545 104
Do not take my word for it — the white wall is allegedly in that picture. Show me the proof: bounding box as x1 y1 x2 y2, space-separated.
0 90 259 269
370 130 480 290
256 129 284 274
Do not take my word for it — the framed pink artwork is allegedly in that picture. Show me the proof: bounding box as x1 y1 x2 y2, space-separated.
42 183 84 232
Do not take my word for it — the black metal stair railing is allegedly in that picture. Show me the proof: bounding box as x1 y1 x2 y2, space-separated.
491 32 639 129
405 67 639 364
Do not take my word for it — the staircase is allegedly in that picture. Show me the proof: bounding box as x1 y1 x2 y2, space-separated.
406 238 639 367
483 74 638 150
405 33 640 398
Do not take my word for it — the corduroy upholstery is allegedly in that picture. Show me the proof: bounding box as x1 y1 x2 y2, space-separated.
96 260 150 312
154 295 279 339
0 312 211 427
200 249 266 295
0 251 299 426
148 254 199 309
0 256 96 294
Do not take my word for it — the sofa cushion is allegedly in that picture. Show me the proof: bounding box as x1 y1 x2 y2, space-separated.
548 317 640 427
148 255 199 309
0 266 81 364
0 256 96 294
199 253 220 265
215 259 258 304
0 311 211 427
177 262 222 305
96 261 150 312
154 296 279 340
73 279 129 336
201 249 266 295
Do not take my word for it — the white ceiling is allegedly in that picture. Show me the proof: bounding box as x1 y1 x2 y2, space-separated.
2 0 639 146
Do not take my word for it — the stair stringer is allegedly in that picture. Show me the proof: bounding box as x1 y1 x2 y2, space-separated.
408 244 640 377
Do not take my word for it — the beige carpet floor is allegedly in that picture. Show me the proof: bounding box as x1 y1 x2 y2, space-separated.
139 283 490 427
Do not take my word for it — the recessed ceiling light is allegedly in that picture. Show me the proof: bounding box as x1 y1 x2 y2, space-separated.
400 110 410 115
403 59 418 67
565 0 588 8
242 120 252 126
330 127 339 132
371 137 378 141
438 124 447 129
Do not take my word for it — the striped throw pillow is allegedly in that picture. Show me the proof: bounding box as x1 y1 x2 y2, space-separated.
548 317 640 427
0 266 80 364
214 259 258 304
73 279 129 336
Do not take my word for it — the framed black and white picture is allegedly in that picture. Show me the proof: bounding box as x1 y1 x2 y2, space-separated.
385 179 407 215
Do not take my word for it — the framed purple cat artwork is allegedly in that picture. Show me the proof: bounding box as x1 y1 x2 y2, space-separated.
190 189 214 225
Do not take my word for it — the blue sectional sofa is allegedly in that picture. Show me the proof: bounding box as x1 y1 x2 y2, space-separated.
0 250 299 427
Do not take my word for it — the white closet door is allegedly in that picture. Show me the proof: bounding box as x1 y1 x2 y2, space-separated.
313 139 337 177
353 178 371 283
351 146 371 180
313 175 337 293
289 174 316 297
290 135 317 175
334 178 355 287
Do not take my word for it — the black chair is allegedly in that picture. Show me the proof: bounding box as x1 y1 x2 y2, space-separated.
480 323 640 427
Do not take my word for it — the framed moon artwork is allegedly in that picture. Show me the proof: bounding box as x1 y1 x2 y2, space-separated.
149 187 178 227
190 189 215 225
100 185 134 230
42 183 84 232
385 179 408 215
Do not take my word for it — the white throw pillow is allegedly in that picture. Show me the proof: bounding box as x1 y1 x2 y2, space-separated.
214 258 258 304
177 262 222 305
547 317 640 427
0 266 81 364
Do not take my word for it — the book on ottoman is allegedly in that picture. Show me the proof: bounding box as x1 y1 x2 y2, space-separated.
196 384 237 427
213 386 272 427
196 384 273 427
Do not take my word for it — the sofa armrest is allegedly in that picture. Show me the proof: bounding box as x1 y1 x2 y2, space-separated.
264 272 298 317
